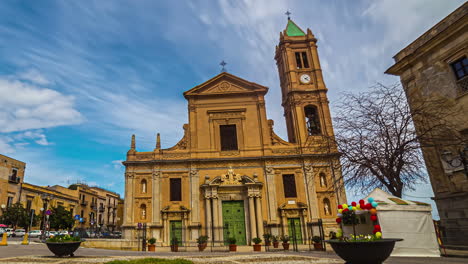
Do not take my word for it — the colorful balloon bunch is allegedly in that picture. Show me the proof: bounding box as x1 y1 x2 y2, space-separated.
336 197 382 238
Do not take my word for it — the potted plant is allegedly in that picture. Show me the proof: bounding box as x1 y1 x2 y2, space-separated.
252 237 262 251
280 235 290 250
170 237 179 252
196 235 208 252
272 235 279 248
227 237 237 252
45 234 82 257
147 237 156 252
312 236 323 250
263 233 272 246
326 199 403 264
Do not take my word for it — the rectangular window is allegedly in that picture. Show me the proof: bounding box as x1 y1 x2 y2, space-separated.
7 197 14 207
295 52 303 69
451 56 468 80
301 52 310 68
11 168 18 179
220 124 238 151
295 52 310 69
170 178 182 201
26 199 32 211
282 174 297 198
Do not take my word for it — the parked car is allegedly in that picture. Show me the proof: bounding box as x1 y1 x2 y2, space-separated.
46 231 58 238
113 231 122 238
5 228 13 237
13 229 26 237
0 228 5 236
28 230 42 238
58 230 69 235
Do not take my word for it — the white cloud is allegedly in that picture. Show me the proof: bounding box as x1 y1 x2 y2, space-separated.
111 160 124 169
0 136 15 154
0 77 84 133
13 130 52 146
18 69 50 85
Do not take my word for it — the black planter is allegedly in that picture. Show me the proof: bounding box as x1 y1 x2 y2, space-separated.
45 241 82 257
325 239 403 264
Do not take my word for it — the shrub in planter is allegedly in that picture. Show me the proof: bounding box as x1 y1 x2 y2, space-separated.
252 237 262 251
272 235 279 248
280 235 290 250
226 237 237 252
196 235 208 251
262 233 272 246
170 237 179 252
148 238 156 252
45 234 82 257
312 236 323 250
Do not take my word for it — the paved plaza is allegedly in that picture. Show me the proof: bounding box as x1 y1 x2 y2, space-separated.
0 242 466 264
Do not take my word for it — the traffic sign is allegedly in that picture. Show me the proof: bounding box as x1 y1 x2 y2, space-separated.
74 215 80 220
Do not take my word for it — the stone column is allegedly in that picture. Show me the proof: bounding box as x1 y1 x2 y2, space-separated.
255 196 264 240
249 196 257 241
205 197 212 241
281 211 287 236
300 210 307 244
304 165 319 220
190 169 200 223
163 213 169 246
265 167 278 223
212 196 220 244
152 171 161 224
124 172 135 225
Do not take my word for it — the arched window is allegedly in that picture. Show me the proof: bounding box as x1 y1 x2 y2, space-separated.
141 179 147 193
140 204 146 220
323 198 331 216
304 105 321 135
319 173 327 187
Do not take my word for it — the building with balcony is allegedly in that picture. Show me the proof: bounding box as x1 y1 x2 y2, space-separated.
0 154 26 214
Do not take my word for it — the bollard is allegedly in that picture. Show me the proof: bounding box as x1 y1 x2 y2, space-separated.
0 233 7 246
21 234 29 245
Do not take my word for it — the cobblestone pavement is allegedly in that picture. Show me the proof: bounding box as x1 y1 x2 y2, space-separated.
0 243 466 264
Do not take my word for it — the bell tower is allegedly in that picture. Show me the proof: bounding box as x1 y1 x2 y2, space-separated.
275 19 335 147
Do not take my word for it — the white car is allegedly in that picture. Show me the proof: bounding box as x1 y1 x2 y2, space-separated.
5 228 13 237
46 231 58 237
28 230 42 238
58 230 69 235
13 229 25 237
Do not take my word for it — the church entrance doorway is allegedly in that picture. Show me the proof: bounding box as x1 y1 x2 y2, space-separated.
288 218 303 244
170 220 183 246
222 201 247 245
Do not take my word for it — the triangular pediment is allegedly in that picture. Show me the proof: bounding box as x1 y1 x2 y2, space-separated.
184 72 268 98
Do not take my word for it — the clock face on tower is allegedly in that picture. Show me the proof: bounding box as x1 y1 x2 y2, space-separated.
300 74 311 84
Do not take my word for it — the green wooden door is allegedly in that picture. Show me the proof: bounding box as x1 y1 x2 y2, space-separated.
222 201 247 245
170 220 182 245
288 218 303 244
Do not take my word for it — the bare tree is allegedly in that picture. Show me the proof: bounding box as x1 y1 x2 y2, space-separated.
332 83 446 197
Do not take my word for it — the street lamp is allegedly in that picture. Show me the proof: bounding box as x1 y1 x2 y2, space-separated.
441 145 468 176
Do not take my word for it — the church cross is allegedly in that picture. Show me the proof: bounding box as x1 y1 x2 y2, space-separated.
220 60 227 72
285 10 291 20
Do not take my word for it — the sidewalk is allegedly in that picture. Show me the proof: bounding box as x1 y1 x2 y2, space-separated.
0 243 467 264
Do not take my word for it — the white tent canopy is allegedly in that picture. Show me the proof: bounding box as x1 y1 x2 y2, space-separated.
362 188 440 257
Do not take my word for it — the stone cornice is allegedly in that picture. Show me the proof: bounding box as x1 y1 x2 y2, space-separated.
123 152 340 165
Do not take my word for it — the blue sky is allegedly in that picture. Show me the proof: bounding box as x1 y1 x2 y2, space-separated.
0 0 464 219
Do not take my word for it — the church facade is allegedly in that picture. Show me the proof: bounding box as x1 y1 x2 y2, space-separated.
122 20 346 246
